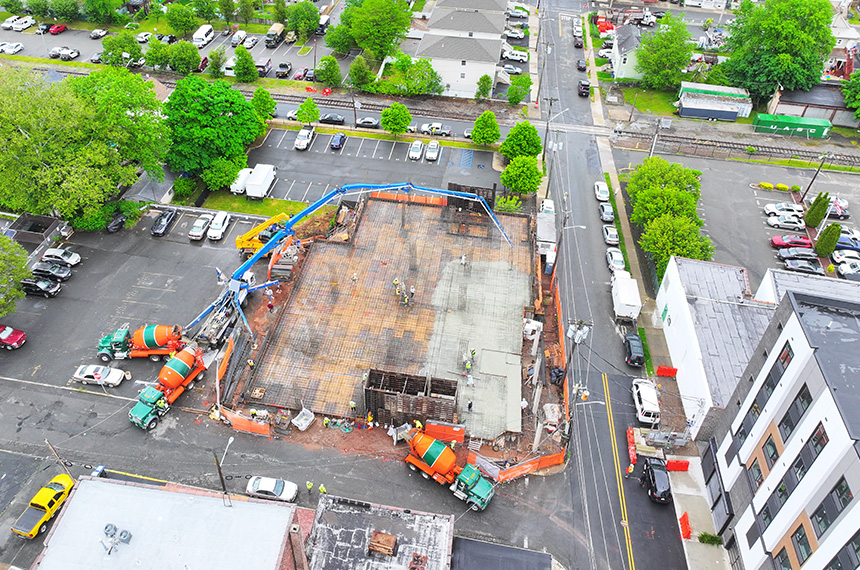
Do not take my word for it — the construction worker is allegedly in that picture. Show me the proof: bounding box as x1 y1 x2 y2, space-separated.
168 350 177 360
323 417 330 428
449 440 456 450
403 294 410 306
392 278 400 290
318 483 327 494
470 349 476 361
625 464 635 479
367 412 373 424
414 419 423 430
465 360 472 372
467 400 473 412
247 359 255 370
306 481 314 494
349 400 356 413
460 255 467 266
409 285 415 298
351 272 357 282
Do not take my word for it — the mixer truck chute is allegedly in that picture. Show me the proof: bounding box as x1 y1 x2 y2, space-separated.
129 345 206 430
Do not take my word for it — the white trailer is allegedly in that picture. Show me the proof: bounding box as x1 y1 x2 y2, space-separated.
230 168 253 195
611 270 642 321
536 212 557 256
245 164 276 200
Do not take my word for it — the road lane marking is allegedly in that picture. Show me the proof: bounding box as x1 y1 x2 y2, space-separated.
301 183 313 201
388 143 395 160
602 372 636 570
0 375 137 402
277 129 289 148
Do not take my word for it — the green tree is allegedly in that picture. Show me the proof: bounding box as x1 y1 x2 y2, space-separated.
102 31 142 67
501 156 542 195
507 74 532 105
237 0 255 24
50 0 80 21
640 214 714 278
805 192 830 227
84 0 122 24
166 3 199 37
316 55 343 86
380 102 411 137
405 57 445 95
296 96 320 125
630 187 700 227
285 1 320 39
842 70 860 119
349 0 412 59
233 45 258 83
272 0 288 24
4 0 24 13
348 55 373 89
326 24 355 54
208 45 227 78
499 121 542 160
144 40 172 69
28 0 50 17
634 13 693 90
251 86 276 129
169 41 202 75
164 76 260 174
201 154 247 191
626 156 701 203
724 0 835 100
475 74 492 100
0 236 29 318
815 222 842 258
470 111 501 146
192 0 217 22
218 0 236 25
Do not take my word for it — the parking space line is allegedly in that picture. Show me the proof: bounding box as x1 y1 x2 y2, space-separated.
356 138 365 156
301 183 313 202
277 130 288 148
284 180 297 199
388 143 396 160
372 140 380 158
133 285 176 292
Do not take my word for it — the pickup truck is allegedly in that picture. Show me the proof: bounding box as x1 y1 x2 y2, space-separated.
419 123 453 136
11 474 74 538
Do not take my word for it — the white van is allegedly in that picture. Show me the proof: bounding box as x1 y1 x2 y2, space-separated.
207 211 232 240
230 168 253 194
231 30 247 47
223 57 236 77
192 24 214 48
316 15 330 35
503 50 528 62
12 16 35 31
631 380 661 426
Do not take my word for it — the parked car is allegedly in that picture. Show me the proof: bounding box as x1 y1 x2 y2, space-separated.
106 212 128 233
539 199 555 215
594 181 610 201
12 16 35 31
503 49 528 62
330 132 347 149
606 248 625 272
49 46 67 58
505 8 527 18
0 325 26 350
231 30 247 46
602 224 619 245
784 259 824 275
777 247 817 261
21 278 61 298
408 140 423 161
425 140 441 161
243 36 259 49
151 208 178 237
136 32 152 43
245 476 298 502
162 34 177 44
624 333 644 367
304 69 315 82
597 48 613 58
831 249 860 265
285 109 299 121
42 248 81 267
90 52 103 63
128 56 145 68
764 202 804 217
420 123 452 136
294 126 315 150
766 215 805 231
2 15 22 30
3 42 24 54
631 379 661 425
599 202 614 222
206 211 232 241
73 365 127 387
577 59 587 71
36 23 52 34
275 61 293 78
840 226 860 241
31 262 72 282
601 40 614 49
836 237 860 252
90 28 108 39
195 56 209 72
824 204 851 220
464 129 472 138
59 47 80 60
574 36 583 48
838 260 860 276
49 24 67 34
641 457 673 503
503 64 522 75
356 117 380 128
770 234 811 248
188 214 213 240
578 80 590 96
320 113 345 125
293 67 308 80
504 28 525 39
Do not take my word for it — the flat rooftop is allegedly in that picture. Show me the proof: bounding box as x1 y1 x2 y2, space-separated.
307 494 454 570
252 199 532 439
35 477 295 570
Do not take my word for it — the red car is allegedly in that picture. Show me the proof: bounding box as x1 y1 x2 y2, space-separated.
0 324 26 350
293 67 308 80
770 234 812 249
49 24 67 34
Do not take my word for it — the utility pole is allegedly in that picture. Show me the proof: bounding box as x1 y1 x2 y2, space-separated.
628 91 639 122
801 152 832 202
541 96 558 163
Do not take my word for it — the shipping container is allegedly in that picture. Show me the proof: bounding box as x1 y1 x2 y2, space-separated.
753 114 831 139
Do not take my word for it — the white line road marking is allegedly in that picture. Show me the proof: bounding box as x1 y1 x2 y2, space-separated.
356 138 365 156
0 375 137 401
284 180 297 199
301 183 313 201
372 139 380 158
388 143 396 160
277 130 288 148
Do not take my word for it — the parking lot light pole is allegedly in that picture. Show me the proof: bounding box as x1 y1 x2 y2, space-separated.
800 152 832 203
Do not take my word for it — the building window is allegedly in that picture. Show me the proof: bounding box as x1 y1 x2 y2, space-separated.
622 56 627 64
763 436 779 468
834 478 853 509
792 456 807 481
775 480 790 505
468 31 473 37
760 504 772 528
736 424 747 447
460 73 465 79
812 502 833 537
748 459 764 489
461 60 466 66
777 342 794 370
774 548 792 570
823 558 843 570
779 384 812 441
792 525 812 564
811 424 829 455
850 530 860 560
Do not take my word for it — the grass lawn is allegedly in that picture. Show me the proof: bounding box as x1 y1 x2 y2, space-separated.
203 191 337 219
623 88 676 116
297 46 311 56
412 0 426 11
638 326 655 377
594 57 608 66
265 123 497 150
597 71 613 81
0 54 101 69
831 125 860 145
604 172 630 269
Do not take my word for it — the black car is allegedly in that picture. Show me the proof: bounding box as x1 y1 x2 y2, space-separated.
602 41 614 49
825 205 851 220
574 37 583 48
577 59 587 71
305 69 316 82
35 23 51 34
777 247 817 261
31 262 72 282
151 208 178 237
162 34 177 44
275 61 293 78
641 457 672 504
320 113 345 125
154 33 165 41
624 333 644 367
106 212 128 233
21 278 61 298
578 80 590 96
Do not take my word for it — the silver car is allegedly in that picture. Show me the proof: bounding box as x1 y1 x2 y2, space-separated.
599 202 615 222
606 247 625 272
602 224 619 245
245 476 298 502
425 140 440 161
408 140 423 160
73 365 127 387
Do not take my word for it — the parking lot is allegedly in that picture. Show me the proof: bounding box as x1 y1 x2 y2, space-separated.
251 129 500 203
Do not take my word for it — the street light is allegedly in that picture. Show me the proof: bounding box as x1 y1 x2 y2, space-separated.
214 436 235 495
220 436 235 467
800 152 832 202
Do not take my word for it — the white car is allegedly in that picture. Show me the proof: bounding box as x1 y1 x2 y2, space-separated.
425 140 440 161
136 32 152 43
42 247 81 266
832 249 860 265
503 50 528 62
502 64 522 75
12 16 35 31
245 476 298 502
606 247 625 271
207 212 232 241
3 42 24 54
764 202 804 217
840 226 860 240
59 47 80 60
766 215 805 231
602 224 619 245
188 214 214 240
285 109 299 121
90 28 108 39
594 181 610 201
1 15 21 30
597 48 613 58
632 379 661 426
838 260 860 276
294 126 315 150
408 140 423 161
73 365 127 387
504 28 525 39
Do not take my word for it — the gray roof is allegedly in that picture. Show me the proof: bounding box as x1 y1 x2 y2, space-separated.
779 85 847 109
615 24 641 56
416 33 501 63
435 0 506 11
679 81 750 97
35 477 296 570
307 495 454 570
756 268 860 305
675 258 776 407
428 8 506 34
790 292 860 442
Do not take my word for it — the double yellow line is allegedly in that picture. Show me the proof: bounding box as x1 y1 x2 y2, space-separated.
603 372 636 569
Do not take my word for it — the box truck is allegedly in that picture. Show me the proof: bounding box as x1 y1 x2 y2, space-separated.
245 164 276 200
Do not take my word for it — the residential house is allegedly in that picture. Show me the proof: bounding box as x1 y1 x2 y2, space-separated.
611 25 642 80
825 13 859 79
767 85 860 129
416 34 502 98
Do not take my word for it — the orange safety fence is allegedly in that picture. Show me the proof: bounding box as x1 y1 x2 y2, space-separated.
370 191 447 206
666 460 690 471
424 421 465 443
679 512 692 539
480 451 565 482
656 366 678 378
220 408 271 437
217 337 234 382
627 427 637 464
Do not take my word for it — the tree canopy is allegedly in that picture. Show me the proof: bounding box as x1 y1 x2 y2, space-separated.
328 0 411 60
507 75 532 105
470 111 501 146
272 0 288 24
297 97 320 125
348 55 373 88
501 156 542 195
192 0 217 22
499 121 542 160
626 156 701 203
0 236 29 318
218 0 236 24
724 0 835 99
640 214 714 278
84 0 123 24
630 187 700 227
475 74 492 100
316 55 343 86
102 31 143 67
237 0 255 24
286 1 320 39
634 13 693 91
208 46 227 78
815 223 841 258
169 41 202 75
380 102 411 136
166 2 198 37
251 87 276 125
842 70 860 119
233 45 258 83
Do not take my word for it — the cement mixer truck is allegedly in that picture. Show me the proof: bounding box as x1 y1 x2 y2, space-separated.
405 430 494 511
97 325 186 362
129 345 206 430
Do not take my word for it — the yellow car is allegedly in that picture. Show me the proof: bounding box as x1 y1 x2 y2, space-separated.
11 474 74 538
